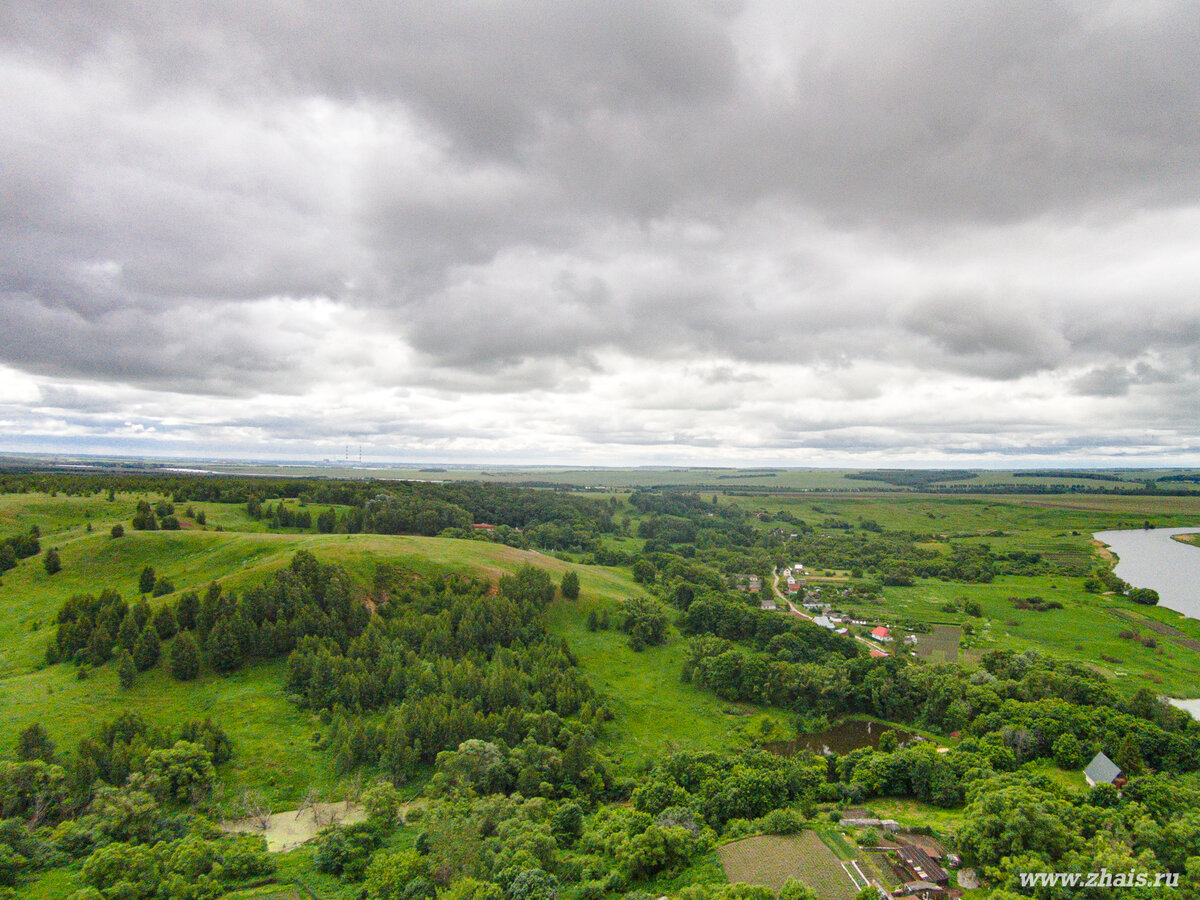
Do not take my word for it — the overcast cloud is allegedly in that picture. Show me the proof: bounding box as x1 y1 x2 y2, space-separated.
2 1 1200 465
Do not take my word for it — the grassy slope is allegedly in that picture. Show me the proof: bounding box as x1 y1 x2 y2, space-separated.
0 495 767 806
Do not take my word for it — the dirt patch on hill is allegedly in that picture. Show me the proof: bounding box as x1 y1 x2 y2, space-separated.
221 801 365 853
1109 609 1200 653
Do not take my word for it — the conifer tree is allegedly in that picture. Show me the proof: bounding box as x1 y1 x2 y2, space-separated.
176 591 200 630
207 617 244 674
153 604 179 640
117 613 140 652
170 631 201 681
116 649 136 689
134 624 161 671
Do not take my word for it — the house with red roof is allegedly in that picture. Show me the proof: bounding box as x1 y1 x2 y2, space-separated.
871 625 892 641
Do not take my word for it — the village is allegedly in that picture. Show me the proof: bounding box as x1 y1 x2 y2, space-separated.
727 564 951 661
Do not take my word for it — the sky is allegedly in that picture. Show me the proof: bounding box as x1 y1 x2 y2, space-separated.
2 1 1200 467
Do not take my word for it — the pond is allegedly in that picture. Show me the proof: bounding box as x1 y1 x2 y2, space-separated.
1169 698 1200 722
764 718 921 756
1093 527 1200 619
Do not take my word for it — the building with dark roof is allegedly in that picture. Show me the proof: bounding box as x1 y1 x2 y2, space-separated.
894 846 949 886
1084 751 1125 787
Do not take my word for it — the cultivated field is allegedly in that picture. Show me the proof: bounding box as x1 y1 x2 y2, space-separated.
717 832 860 899
915 624 962 663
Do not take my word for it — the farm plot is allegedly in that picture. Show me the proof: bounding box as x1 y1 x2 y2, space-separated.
915 624 962 663
717 832 859 900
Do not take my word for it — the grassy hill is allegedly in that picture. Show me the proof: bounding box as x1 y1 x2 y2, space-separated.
0 495 772 808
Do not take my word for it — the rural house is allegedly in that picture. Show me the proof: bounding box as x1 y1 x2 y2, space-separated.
1084 751 1125 788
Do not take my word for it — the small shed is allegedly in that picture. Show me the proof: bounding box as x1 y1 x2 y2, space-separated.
1084 751 1125 788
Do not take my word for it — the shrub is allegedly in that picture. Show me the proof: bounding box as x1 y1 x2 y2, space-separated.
561 571 580 600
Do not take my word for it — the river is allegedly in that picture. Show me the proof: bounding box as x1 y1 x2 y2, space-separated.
1093 527 1200 620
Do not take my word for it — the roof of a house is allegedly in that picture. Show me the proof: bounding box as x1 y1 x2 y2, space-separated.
872 626 890 637
1084 751 1122 785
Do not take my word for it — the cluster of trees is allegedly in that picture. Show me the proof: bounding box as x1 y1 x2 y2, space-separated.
284 565 611 790
49 590 172 677
0 526 40 573
360 747 840 899
683 635 1200 780
618 597 669 650
1084 566 1161 603
628 491 756 551
246 498 313 530
77 831 274 900
630 749 826 828
0 715 249 893
50 552 370 684
954 769 1200 896
131 499 181 531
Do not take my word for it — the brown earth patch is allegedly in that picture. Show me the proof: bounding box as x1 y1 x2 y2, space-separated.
1109 609 1200 653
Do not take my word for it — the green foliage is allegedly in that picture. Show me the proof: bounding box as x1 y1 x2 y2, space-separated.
1052 732 1084 769
507 868 559 900
169 633 200 681
441 879 504 900
138 567 156 595
314 821 385 881
79 833 273 899
551 802 583 845
16 723 56 764
116 650 136 690
44 548 61 575
560 571 580 600
619 597 668 651
632 559 655 584
779 880 819 900
152 606 178 641
362 780 402 831
143 740 216 803
175 592 199 631
132 625 160 671
361 848 432 899
1129 587 1160 606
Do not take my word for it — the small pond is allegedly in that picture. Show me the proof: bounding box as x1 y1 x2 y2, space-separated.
764 719 921 756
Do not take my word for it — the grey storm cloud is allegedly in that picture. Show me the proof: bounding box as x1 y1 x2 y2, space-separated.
2 1 1200 461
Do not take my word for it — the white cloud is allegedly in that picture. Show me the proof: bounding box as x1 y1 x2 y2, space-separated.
2 2 1200 463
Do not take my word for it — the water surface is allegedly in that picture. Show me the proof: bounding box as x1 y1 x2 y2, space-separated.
1169 698 1200 721
764 719 919 756
1093 527 1200 619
